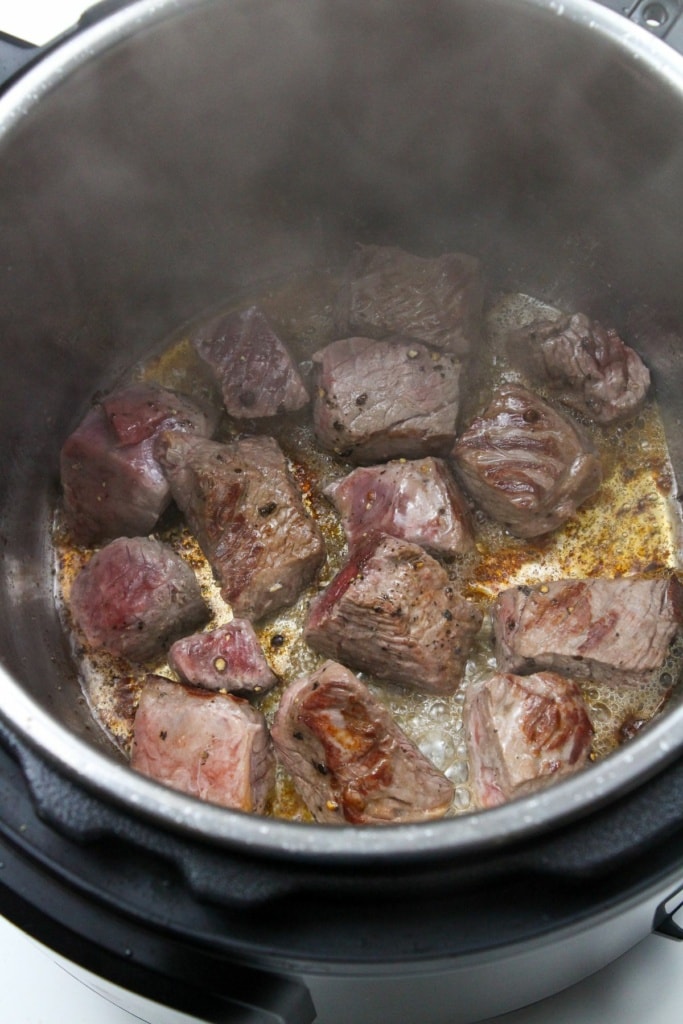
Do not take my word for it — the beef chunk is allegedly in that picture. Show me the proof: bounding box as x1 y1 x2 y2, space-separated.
168 618 277 695
69 537 208 662
60 383 218 545
131 675 274 812
335 244 484 355
324 457 474 557
312 336 461 464
510 312 650 423
190 305 309 418
465 671 593 809
451 384 602 538
156 432 325 620
493 576 683 687
304 534 482 694
271 660 454 823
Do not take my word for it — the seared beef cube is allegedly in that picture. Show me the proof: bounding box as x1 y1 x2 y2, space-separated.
451 384 602 538
510 312 650 424
493 576 683 687
168 618 277 695
324 457 474 558
190 305 309 419
335 244 484 355
465 671 593 809
156 432 325 620
60 383 218 545
304 534 482 694
312 336 461 464
131 675 274 812
271 660 454 824
69 537 208 662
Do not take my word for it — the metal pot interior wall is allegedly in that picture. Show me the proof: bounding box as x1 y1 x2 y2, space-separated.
2 0 683 851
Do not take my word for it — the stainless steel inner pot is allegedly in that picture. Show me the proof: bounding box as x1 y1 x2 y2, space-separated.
2 0 683 862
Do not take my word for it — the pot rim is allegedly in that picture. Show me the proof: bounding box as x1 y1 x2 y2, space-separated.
2 0 683 136
3 0 683 862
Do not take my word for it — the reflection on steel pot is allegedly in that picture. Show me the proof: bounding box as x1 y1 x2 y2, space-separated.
3 2 683 1023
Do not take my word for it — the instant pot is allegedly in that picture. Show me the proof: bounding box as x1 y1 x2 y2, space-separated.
3 2 683 1021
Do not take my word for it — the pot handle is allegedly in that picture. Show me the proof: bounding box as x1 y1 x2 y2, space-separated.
598 0 683 52
654 884 683 939
0 0 141 94
0 32 39 87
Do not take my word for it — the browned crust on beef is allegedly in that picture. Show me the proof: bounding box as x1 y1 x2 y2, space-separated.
493 575 683 686
324 456 474 557
304 534 482 694
465 670 593 808
509 312 650 423
156 432 325 620
190 305 309 418
451 383 602 537
335 244 484 355
312 336 461 464
271 660 454 823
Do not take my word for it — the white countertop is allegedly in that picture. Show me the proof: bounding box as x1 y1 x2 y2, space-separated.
2 0 87 46
2 2 683 1021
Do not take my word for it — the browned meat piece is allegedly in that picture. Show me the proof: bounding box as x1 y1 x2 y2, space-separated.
493 576 683 687
156 432 325 620
304 534 482 694
131 675 274 812
60 383 218 545
271 660 454 824
335 244 484 355
451 383 602 538
190 305 309 419
312 336 461 464
509 312 650 424
324 457 474 558
168 618 278 695
69 537 208 662
465 671 593 809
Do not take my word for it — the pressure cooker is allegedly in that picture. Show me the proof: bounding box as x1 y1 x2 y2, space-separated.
3 2 683 1022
